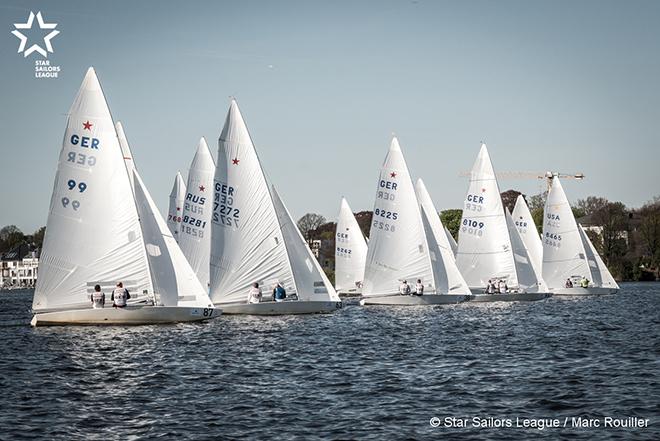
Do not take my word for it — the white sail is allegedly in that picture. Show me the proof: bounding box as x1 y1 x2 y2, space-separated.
444 226 458 257
272 187 340 302
578 224 619 289
542 177 593 287
132 170 213 307
512 195 543 274
362 137 434 296
415 179 471 294
166 172 186 240
209 99 294 304
505 209 545 292
456 143 517 289
33 67 152 311
179 137 215 290
335 197 368 292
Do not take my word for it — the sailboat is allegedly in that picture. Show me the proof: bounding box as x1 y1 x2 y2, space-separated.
360 137 470 306
455 144 549 302
31 67 219 326
512 195 543 273
178 138 215 290
166 172 186 240
334 197 368 295
208 99 341 314
542 176 619 295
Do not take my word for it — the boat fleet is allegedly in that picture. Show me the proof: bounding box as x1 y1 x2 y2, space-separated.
30 67 619 326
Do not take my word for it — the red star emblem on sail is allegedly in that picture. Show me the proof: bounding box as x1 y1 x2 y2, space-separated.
199 185 205 192
83 120 93 130
232 158 240 165
481 188 486 192
390 172 397 178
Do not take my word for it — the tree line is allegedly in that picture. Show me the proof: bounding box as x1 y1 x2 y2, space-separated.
0 226 46 255
299 192 660 282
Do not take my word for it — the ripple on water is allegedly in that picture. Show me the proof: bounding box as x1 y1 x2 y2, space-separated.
0 284 658 440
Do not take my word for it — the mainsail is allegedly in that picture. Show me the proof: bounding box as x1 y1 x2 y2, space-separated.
167 172 186 240
334 197 368 292
33 68 152 311
415 179 471 294
209 99 294 304
362 137 434 296
179 137 215 289
456 144 517 289
578 224 619 289
542 177 593 287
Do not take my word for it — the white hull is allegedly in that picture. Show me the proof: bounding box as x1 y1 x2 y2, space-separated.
550 287 618 296
469 292 551 302
31 305 220 326
218 300 342 315
360 294 469 306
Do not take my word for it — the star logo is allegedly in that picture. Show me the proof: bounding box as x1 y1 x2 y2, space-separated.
199 185 205 192
390 172 397 178
232 158 240 165
481 188 486 192
83 120 93 130
11 12 60 58
177 207 181 211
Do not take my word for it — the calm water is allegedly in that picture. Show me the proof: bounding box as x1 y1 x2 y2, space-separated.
0 283 658 440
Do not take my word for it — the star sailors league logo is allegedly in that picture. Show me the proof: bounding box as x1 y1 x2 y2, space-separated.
11 11 62 78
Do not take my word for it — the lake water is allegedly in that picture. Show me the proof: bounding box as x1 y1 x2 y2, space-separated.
1 283 658 440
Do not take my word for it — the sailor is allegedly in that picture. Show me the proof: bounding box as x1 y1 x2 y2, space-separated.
111 282 131 308
247 282 262 304
485 280 493 294
399 280 411 295
498 279 507 293
565 278 574 288
273 283 287 302
90 284 105 309
415 279 424 296
579 276 590 288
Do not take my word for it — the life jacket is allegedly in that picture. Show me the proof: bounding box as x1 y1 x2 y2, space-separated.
415 283 424 294
113 288 128 307
275 286 286 300
92 291 104 306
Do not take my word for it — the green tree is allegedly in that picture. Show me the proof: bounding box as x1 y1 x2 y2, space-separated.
32 226 46 249
500 189 523 213
576 196 609 216
638 198 660 272
297 213 326 243
440 209 463 240
0 225 25 253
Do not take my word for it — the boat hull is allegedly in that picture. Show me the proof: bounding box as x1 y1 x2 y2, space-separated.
550 287 618 296
359 294 469 306
31 305 220 326
218 300 342 315
469 292 551 302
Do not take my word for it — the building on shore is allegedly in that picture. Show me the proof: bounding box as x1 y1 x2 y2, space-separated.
1 244 39 289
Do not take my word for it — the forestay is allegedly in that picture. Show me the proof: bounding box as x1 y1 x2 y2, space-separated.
33 68 152 311
272 187 339 302
209 99 294 304
167 172 186 240
456 144 517 289
362 137 433 297
415 179 471 294
179 138 215 289
335 197 368 292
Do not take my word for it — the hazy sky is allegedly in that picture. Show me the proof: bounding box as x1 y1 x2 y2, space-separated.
1 0 659 233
